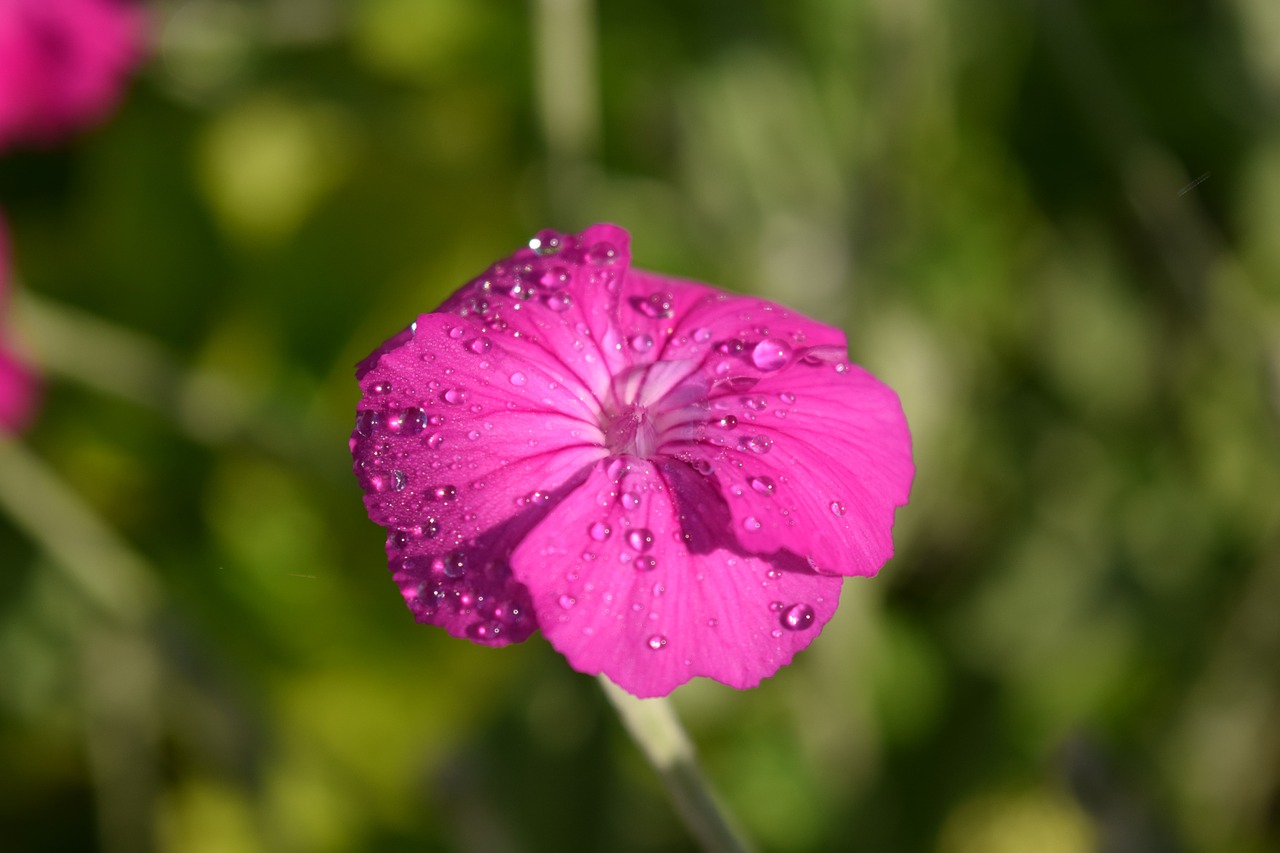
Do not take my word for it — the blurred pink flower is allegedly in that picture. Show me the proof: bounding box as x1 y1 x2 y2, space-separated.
0 0 146 150
351 225 913 697
0 213 39 433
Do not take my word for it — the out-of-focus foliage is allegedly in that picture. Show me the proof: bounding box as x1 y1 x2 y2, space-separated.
2 0 1278 851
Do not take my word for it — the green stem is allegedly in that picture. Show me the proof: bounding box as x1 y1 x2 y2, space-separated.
599 677 755 853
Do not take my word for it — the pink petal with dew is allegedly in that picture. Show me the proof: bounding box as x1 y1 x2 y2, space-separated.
511 457 843 698
352 312 608 645
676 355 913 576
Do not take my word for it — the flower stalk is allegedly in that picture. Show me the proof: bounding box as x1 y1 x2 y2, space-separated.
599 677 754 853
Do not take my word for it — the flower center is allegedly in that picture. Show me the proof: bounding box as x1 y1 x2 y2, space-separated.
603 404 659 458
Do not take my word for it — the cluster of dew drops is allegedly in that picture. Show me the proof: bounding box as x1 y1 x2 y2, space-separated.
352 228 854 651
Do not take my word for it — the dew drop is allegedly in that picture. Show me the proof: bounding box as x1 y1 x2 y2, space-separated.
647 635 668 651
430 484 458 501
387 530 409 550
426 432 445 450
510 372 527 386
355 410 381 436
530 229 563 255
652 583 665 597
745 435 773 454
442 551 468 578
745 397 767 411
627 528 654 552
442 388 466 405
830 500 846 517
391 470 408 492
635 555 658 571
547 292 573 312
558 594 576 609
752 338 792 371
635 292 674 319
370 380 392 395
716 338 745 355
749 476 776 495
589 521 611 541
743 516 762 532
782 603 816 631
468 337 492 354
621 492 641 511
587 241 618 265
629 333 654 353
693 327 712 343
448 326 466 339
716 414 738 429
399 407 427 434
779 391 796 404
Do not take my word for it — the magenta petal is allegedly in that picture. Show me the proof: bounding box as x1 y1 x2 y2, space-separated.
0 0 146 150
353 312 606 645
0 345 39 434
511 458 843 697
676 356 913 576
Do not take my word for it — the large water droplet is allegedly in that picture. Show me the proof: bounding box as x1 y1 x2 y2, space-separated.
442 388 466 405
423 518 440 539
370 380 392 395
781 603 815 631
752 338 792 371
749 475 776 495
355 410 380 436
468 337 492 354
546 292 573 312
587 241 618 265
426 432 445 450
716 338 745 355
830 500 846 517
635 555 658 571
693 327 712 343
589 521 611 541
392 470 408 492
558 594 576 609
779 391 796 404
430 484 458 501
745 435 773 454
635 292 674 318
530 229 563 255
510 372 527 386
647 634 668 651
443 551 468 578
743 516 762 532
716 415 738 429
629 334 654 353
627 528 654 552
621 492 641 510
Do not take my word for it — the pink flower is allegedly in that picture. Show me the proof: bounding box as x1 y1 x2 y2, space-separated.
0 213 40 433
351 225 913 697
0 0 146 150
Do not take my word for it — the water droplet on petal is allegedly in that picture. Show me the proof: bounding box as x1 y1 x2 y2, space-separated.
547 292 573 312
443 551 467 578
830 500 846 517
621 492 641 510
558 594 576 609
468 337 492 354
745 435 773 454
442 388 466 405
530 229 563 255
693 327 712 343
370 380 392 395
627 528 654 552
634 292 674 318
589 521 611 541
716 338 745 355
647 635 668 651
629 334 654 353
448 326 466 339
426 432 445 450
779 392 796 404
355 410 381 436
587 241 618 264
752 338 792 371
743 516 762 532
510 372 527 386
749 475 776 495
392 470 408 492
430 484 458 501
782 603 815 631
716 415 738 429
635 556 658 571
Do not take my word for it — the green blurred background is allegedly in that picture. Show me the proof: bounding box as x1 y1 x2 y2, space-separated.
2 0 1279 850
